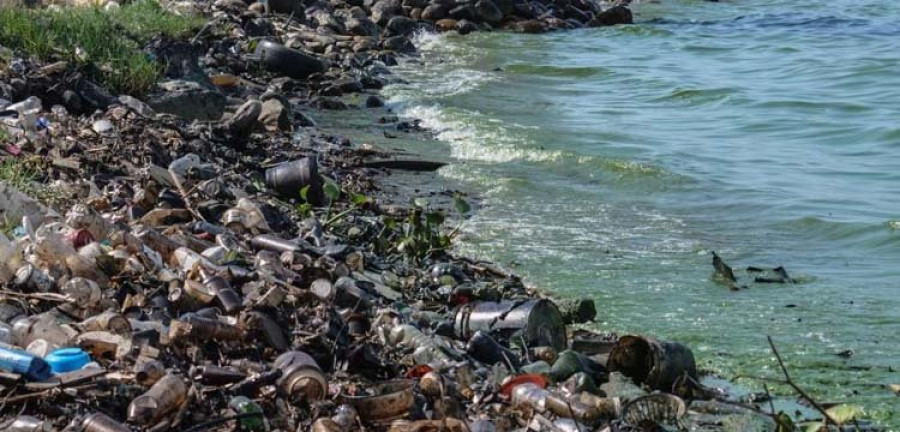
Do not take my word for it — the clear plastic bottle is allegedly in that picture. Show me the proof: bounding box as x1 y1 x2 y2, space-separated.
388 324 456 368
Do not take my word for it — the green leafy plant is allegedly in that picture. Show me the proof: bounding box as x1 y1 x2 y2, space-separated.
380 195 471 263
0 2 204 95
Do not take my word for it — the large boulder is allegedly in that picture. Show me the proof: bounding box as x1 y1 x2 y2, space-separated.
474 0 503 24
588 5 632 26
147 80 226 121
421 3 447 20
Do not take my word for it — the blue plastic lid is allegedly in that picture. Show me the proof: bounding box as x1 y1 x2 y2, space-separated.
44 348 90 374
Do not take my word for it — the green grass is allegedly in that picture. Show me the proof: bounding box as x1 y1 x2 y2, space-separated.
0 1 205 95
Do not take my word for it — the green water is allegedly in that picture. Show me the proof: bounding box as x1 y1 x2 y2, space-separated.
380 0 900 426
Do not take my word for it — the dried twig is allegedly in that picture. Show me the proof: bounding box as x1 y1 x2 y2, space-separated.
767 336 838 426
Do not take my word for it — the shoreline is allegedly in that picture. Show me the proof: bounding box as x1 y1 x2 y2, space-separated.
0 0 880 431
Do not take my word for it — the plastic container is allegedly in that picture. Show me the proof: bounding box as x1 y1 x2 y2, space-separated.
45 347 90 373
0 343 52 380
82 412 131 432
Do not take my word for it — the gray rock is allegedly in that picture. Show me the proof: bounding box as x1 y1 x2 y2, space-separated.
371 0 402 25
588 5 632 26
147 80 226 121
118 95 156 117
365 95 385 108
385 16 418 36
346 17 380 37
228 99 263 135
474 0 503 23
62 90 83 113
421 3 447 20
258 99 292 132
268 0 305 15
455 19 478 34
381 35 416 54
296 111 316 127
448 4 476 21
492 0 514 16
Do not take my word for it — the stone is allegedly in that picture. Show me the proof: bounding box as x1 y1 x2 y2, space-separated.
435 18 457 31
588 5 632 26
346 17 380 37
268 0 305 15
258 98 292 132
421 3 447 20
385 15 418 36
365 95 385 108
455 19 478 35
381 36 416 54
516 20 547 34
118 95 156 117
448 4 476 21
474 0 503 24
492 0 514 16
371 0 402 25
228 100 263 135
147 80 226 121
62 90 83 113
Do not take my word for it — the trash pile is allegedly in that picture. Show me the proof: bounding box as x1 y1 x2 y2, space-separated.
0 175 711 431
0 0 863 430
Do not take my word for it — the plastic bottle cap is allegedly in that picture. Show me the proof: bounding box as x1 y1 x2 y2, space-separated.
499 373 548 399
45 348 91 373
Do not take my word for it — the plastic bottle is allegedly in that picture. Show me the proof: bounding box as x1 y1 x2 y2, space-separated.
60 277 101 307
0 343 53 380
65 204 112 242
228 396 265 431
11 313 72 348
388 324 456 369
168 313 244 343
127 374 188 425
508 381 600 424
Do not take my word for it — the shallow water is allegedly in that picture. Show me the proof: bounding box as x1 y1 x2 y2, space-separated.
381 0 900 426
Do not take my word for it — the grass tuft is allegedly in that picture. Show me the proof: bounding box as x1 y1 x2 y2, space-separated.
0 1 205 95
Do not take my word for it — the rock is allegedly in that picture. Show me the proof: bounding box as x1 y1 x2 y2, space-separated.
410 7 423 19
228 100 263 135
346 17 380 37
448 4 476 21
365 95 385 108
492 0 514 16
421 4 447 20
144 39 210 85
588 5 632 26
516 19 545 33
565 5 591 23
474 0 503 24
381 36 416 54
455 19 478 35
435 18 457 31
296 111 316 127
310 97 348 110
74 77 117 110
268 0 305 15
118 95 156 117
62 90 83 113
385 16 418 36
147 80 226 121
371 0 402 25
258 98 292 132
